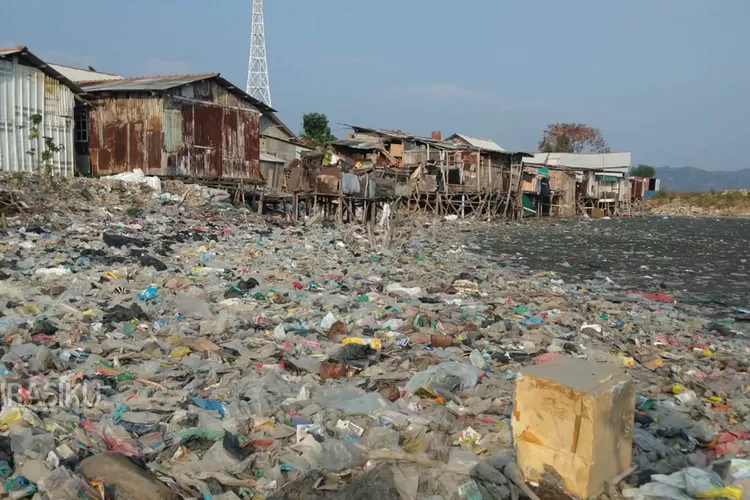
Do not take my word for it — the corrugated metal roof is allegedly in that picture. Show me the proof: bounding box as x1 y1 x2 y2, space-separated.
342 124 412 140
79 73 275 113
49 63 123 83
0 46 26 56
450 133 505 152
332 139 383 150
79 73 220 91
0 46 85 95
340 124 465 150
523 152 632 171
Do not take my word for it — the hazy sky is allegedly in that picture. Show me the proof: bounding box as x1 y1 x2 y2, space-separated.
3 0 748 170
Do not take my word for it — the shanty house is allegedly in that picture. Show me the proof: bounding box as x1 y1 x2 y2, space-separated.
260 112 311 164
0 46 85 176
524 152 633 215
78 73 273 181
445 133 530 194
445 133 505 153
259 112 313 191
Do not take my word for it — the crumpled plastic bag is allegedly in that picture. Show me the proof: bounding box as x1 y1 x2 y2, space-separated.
623 467 742 500
0 406 44 431
404 362 481 401
320 312 336 330
317 388 394 414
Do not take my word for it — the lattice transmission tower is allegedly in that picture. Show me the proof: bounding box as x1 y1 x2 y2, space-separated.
246 0 272 106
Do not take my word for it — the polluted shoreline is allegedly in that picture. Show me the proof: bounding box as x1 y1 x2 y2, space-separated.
0 175 748 499
472 215 750 308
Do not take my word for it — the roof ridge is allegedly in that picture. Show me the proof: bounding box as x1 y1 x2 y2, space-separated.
79 72 219 86
0 45 27 53
49 61 122 76
459 133 495 141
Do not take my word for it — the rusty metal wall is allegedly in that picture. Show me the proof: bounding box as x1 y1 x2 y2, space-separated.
88 80 261 180
88 95 163 176
163 80 261 180
631 177 648 198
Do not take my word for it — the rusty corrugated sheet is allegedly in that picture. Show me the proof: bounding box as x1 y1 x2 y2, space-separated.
89 79 261 181
89 96 162 176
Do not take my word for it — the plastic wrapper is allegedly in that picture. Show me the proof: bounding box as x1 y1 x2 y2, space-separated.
404 362 481 400
624 467 742 500
176 292 212 319
320 312 336 330
0 406 44 431
363 426 401 451
448 448 482 475
317 388 395 414
310 439 365 472
40 466 100 499
10 432 55 460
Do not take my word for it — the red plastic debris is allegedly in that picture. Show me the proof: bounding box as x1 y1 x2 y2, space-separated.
638 292 675 303
535 352 564 364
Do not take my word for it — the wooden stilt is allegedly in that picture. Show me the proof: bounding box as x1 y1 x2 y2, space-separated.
257 188 264 215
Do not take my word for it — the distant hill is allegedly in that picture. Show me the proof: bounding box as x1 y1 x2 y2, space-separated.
655 166 750 192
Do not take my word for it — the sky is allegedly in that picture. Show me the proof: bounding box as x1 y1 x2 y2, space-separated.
2 0 748 170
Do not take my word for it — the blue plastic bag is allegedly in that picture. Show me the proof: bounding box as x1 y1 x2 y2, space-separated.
190 396 226 418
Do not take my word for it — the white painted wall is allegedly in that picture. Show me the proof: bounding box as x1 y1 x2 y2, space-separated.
0 56 76 176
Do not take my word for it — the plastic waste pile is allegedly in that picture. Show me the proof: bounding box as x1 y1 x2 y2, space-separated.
0 174 748 499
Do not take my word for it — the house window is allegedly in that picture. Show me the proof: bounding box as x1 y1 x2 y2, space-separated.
75 108 88 143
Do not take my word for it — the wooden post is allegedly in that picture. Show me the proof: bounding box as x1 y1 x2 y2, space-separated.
241 182 248 225
293 193 299 223
486 156 493 221
477 149 481 193
506 165 515 220
515 163 524 220
257 187 264 215
488 156 493 191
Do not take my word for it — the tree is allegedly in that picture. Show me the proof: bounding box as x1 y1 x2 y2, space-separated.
630 164 656 178
300 112 336 148
538 123 610 153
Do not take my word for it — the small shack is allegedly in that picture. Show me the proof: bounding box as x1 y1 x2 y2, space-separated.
0 46 85 176
328 125 532 219
524 152 633 216
78 73 273 182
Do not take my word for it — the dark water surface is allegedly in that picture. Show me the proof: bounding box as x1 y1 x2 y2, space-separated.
473 216 750 306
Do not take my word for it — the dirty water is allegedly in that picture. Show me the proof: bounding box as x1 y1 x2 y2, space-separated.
473 216 750 307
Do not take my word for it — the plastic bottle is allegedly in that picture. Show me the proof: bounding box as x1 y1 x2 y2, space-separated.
137 285 158 301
